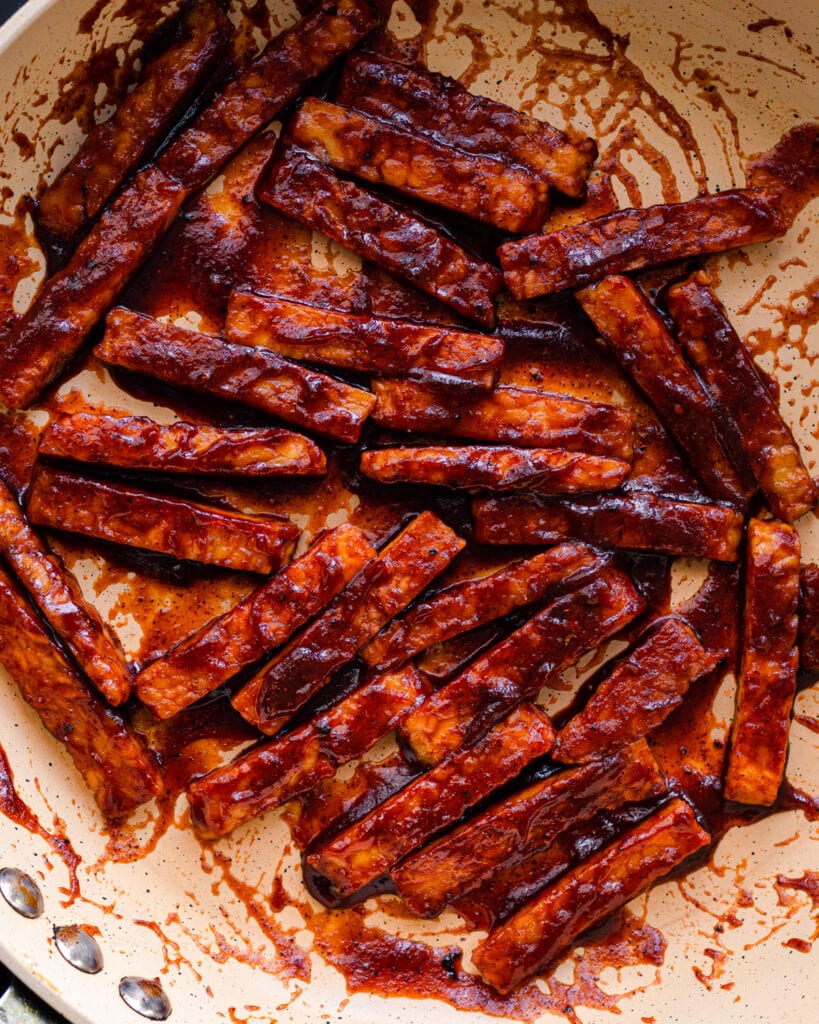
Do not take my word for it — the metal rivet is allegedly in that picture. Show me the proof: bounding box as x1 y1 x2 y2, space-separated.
54 925 104 974
0 867 44 919
118 977 172 1020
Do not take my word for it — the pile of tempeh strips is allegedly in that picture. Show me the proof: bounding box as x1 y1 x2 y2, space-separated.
0 0 817 996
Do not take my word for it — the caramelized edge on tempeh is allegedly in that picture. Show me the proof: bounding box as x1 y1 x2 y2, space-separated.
0 563 161 818
360 445 630 493
256 144 502 327
371 380 635 459
577 275 748 505
725 518 800 805
337 51 596 197
472 491 744 561
288 97 550 234
667 270 817 522
307 704 555 897
188 664 429 838
35 0 232 249
552 617 718 763
391 739 667 917
232 512 465 734
136 524 375 719
40 412 327 478
96 307 376 443
400 565 643 767
498 187 786 299
25 465 299 574
0 479 133 705
225 290 504 388
363 541 605 670
472 798 710 993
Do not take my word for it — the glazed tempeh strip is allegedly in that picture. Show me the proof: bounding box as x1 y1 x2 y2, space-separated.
156 0 379 192
472 798 710 993
286 752 420 852
392 741 666 917
225 291 504 388
360 446 630 493
25 465 299 574
371 380 635 459
0 0 377 410
552 617 718 763
232 512 465 734
136 525 375 719
0 479 132 706
288 98 550 233
799 564 819 672
96 308 375 444
36 1 231 248
499 188 786 299
188 665 429 839
256 145 502 327
400 566 644 767
337 52 596 198
472 492 744 561
0 564 161 817
308 704 555 897
667 271 817 521
577 276 748 505
725 518 800 805
0 167 186 410
363 541 605 671
39 412 327 478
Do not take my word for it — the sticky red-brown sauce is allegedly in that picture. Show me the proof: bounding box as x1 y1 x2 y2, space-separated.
0 0 817 1019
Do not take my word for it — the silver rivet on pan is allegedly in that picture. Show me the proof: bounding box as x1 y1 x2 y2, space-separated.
119 977 172 1020
0 867 44 918
53 924 104 974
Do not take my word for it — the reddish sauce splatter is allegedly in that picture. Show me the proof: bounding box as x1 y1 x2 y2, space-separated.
0 744 81 905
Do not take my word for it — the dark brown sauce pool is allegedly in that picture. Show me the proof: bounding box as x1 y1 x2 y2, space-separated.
0 0 817 1020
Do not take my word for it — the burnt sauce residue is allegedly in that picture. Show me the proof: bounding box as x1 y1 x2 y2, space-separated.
0 0 817 1020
